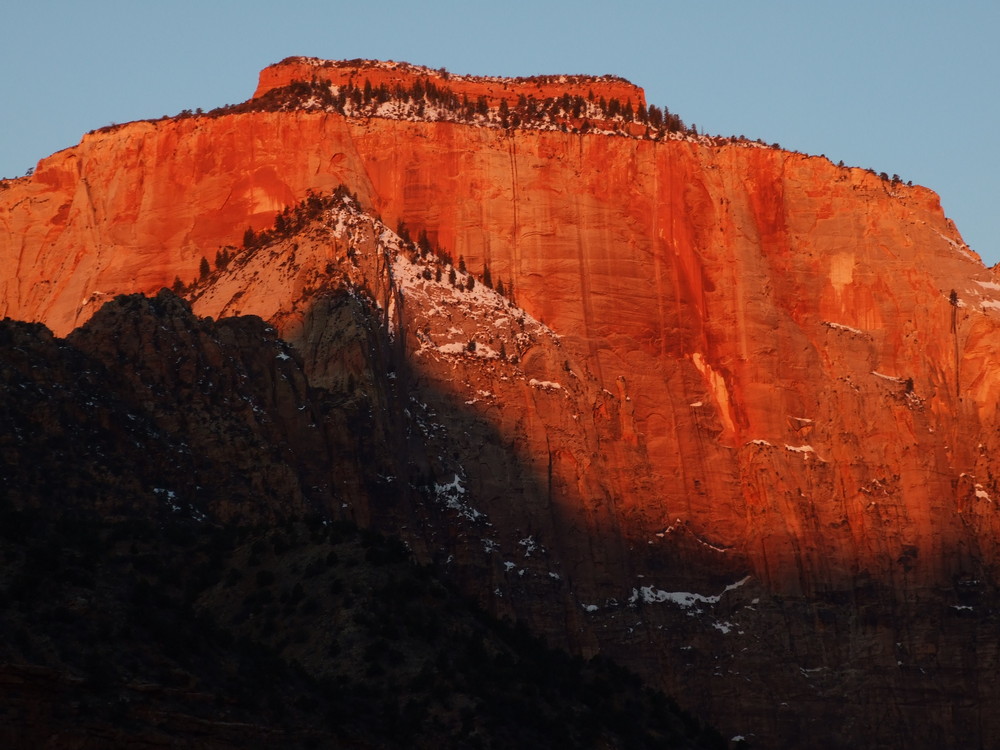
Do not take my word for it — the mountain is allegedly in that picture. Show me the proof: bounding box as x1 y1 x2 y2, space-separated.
4 56 1000 747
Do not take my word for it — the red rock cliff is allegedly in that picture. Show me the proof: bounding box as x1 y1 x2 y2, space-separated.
4 94 998 588
5 59 1000 747
252 56 646 111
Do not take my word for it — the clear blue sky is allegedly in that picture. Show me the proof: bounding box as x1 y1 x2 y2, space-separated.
3 1 998 264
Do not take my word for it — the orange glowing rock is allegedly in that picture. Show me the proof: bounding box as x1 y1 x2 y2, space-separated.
5 58 1000 745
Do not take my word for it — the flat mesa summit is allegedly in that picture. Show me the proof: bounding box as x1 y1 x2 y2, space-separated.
4 56 1000 748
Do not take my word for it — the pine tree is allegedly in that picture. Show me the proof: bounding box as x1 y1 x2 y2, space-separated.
199 256 211 280
647 105 663 128
418 230 432 257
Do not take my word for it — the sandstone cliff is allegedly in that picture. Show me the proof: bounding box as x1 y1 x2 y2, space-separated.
4 58 1000 748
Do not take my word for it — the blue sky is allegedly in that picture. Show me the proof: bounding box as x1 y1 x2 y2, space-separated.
3 1 998 263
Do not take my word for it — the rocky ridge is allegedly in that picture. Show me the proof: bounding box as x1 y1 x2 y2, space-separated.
1 321 723 748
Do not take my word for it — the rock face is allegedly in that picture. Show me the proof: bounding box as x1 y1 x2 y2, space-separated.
252 56 646 111
2 300 727 749
4 58 1000 747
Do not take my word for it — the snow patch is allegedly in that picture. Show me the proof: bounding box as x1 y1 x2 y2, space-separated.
935 231 978 261
799 666 827 677
435 474 486 522
518 536 539 557
629 576 751 610
528 378 563 391
822 321 867 335
784 444 815 454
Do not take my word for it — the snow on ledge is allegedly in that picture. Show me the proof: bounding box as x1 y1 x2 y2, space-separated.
784 444 815 454
435 341 499 358
628 575 751 609
822 321 868 336
935 231 978 262
871 371 905 383
784 444 826 462
529 378 563 390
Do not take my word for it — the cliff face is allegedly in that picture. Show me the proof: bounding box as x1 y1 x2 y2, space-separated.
4 59 1000 747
